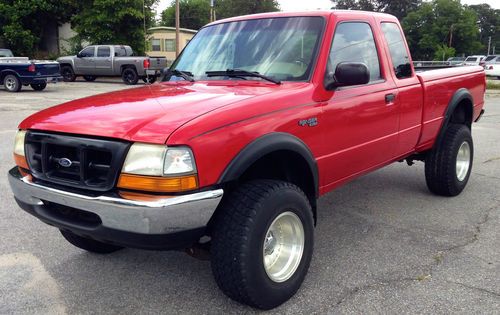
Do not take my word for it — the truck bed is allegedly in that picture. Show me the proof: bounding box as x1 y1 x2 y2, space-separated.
416 66 485 151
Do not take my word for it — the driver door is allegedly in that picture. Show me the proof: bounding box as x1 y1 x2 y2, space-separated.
74 46 96 75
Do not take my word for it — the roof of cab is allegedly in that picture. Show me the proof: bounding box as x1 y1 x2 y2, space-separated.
206 10 398 27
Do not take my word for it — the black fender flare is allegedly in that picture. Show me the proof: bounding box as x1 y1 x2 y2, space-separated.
435 88 473 146
217 132 319 198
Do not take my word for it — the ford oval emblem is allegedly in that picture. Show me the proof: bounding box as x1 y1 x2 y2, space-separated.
58 158 72 168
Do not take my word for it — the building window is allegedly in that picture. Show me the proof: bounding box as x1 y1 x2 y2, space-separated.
165 39 176 52
151 39 161 51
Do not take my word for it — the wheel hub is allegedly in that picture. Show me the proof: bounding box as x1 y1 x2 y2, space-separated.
263 211 304 283
6 78 15 89
456 141 471 181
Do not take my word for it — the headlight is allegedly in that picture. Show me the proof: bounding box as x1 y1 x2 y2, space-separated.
14 130 26 157
13 130 29 169
118 143 198 193
164 147 196 175
121 143 196 176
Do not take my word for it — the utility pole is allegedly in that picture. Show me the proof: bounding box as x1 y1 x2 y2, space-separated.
487 36 491 55
448 24 454 47
210 0 216 22
175 0 180 57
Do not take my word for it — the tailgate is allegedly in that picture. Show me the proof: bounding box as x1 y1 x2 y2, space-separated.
34 63 61 76
148 57 167 70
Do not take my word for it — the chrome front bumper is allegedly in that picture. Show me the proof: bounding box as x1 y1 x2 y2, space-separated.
8 167 223 235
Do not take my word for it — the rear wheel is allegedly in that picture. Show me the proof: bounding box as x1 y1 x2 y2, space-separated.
142 76 157 84
3 74 21 92
30 82 47 91
425 124 473 196
61 66 76 82
60 230 123 254
211 180 314 309
83 75 97 82
122 68 139 85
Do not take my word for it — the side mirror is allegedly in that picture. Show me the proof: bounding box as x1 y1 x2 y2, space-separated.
76 53 82 58
324 62 370 90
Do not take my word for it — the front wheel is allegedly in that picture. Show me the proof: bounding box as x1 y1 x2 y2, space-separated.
210 180 314 309
30 82 47 91
425 124 473 196
60 230 123 254
61 66 76 82
3 74 21 92
122 68 139 85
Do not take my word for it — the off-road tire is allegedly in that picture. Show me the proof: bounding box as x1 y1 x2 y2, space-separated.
3 74 21 92
61 66 76 82
210 180 314 310
60 230 123 254
122 68 139 85
425 124 473 196
30 82 47 91
83 75 97 82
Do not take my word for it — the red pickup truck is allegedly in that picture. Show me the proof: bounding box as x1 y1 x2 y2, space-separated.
8 11 485 309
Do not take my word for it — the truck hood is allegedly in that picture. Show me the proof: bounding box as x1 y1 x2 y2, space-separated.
19 82 281 144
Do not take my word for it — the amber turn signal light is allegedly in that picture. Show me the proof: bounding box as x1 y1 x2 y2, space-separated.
117 173 198 193
14 153 29 170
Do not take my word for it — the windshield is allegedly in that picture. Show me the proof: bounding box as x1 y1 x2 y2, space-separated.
0 49 13 57
170 16 325 82
484 55 497 62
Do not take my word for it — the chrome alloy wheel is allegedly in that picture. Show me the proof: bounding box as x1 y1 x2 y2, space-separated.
5 77 17 90
456 141 471 181
263 211 305 283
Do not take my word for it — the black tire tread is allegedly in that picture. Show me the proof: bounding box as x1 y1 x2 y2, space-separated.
425 124 472 196
211 180 311 309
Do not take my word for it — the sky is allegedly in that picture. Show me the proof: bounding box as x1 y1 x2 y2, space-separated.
156 0 500 15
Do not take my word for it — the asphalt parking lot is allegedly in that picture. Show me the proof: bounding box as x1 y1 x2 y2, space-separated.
0 80 499 314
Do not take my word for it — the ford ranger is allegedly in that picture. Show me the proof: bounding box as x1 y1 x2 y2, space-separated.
1 57 60 92
8 11 485 309
57 45 167 85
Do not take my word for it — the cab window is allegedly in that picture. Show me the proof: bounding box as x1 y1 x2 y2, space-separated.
79 47 95 57
97 46 110 57
381 22 412 79
328 22 382 82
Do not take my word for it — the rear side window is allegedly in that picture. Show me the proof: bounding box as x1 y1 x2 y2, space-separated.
329 22 382 82
114 46 127 57
79 47 95 57
381 22 412 79
97 46 110 57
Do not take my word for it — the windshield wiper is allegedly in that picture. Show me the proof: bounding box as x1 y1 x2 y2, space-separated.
205 69 281 85
170 69 195 82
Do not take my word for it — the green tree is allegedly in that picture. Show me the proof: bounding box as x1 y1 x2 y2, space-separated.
215 0 280 20
160 0 211 30
434 44 455 61
71 0 158 55
467 4 500 55
331 0 421 20
0 0 77 56
402 0 482 60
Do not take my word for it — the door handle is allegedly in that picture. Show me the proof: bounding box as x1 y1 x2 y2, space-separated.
385 93 396 103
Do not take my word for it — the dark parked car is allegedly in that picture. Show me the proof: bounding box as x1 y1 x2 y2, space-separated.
0 57 61 92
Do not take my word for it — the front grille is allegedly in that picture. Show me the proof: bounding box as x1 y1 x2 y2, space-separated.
25 131 130 191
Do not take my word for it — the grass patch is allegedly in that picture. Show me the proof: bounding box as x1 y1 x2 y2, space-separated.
486 81 500 90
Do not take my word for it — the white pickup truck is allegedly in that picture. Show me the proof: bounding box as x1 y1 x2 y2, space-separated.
57 45 167 85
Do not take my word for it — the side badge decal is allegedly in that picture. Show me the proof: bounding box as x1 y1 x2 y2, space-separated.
298 117 318 127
